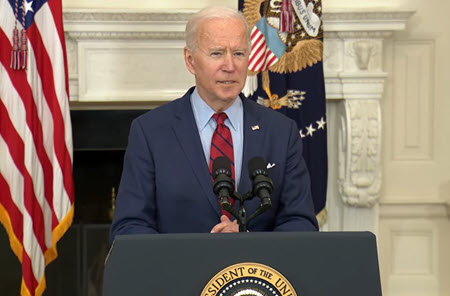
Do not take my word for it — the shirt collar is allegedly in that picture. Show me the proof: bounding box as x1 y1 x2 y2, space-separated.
190 87 242 132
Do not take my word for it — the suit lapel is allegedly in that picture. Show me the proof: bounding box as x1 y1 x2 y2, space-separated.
171 89 222 216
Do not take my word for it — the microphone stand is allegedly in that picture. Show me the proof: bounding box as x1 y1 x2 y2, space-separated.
224 191 271 232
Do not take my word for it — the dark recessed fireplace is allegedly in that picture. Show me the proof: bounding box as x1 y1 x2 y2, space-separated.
71 109 149 296
0 109 149 296
71 109 149 224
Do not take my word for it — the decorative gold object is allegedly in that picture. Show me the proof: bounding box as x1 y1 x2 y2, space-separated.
108 187 116 222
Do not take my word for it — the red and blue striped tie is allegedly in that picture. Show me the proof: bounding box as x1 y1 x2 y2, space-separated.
209 112 235 217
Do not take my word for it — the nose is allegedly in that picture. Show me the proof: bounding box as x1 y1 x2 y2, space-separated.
222 52 235 72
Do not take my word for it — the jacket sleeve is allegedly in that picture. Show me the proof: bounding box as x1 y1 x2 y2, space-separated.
109 118 159 243
272 119 319 231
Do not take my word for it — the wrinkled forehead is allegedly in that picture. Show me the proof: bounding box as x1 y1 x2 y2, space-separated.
197 18 249 48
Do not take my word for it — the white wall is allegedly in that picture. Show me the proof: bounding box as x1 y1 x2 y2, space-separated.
61 0 414 10
62 0 237 10
378 1 450 295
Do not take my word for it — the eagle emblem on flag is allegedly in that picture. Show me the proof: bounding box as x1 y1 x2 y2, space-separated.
240 0 327 222
243 0 323 110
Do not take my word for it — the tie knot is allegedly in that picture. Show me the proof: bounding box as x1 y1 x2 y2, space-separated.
213 112 227 125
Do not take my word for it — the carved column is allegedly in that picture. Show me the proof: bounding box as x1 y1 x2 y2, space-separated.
323 11 414 232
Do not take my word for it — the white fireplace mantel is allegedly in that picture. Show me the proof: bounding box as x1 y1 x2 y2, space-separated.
63 9 414 232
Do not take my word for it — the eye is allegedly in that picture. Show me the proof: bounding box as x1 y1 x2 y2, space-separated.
211 51 223 57
234 51 246 57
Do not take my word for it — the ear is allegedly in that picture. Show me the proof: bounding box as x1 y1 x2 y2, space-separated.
184 47 196 75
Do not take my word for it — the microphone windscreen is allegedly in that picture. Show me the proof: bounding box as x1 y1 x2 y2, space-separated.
248 157 268 178
212 156 231 179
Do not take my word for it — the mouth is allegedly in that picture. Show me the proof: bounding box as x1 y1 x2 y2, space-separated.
218 80 237 85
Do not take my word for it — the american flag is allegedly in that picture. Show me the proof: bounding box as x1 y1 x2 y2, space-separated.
248 22 282 72
0 0 74 295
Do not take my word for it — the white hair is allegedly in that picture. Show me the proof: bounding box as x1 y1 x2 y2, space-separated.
185 6 251 52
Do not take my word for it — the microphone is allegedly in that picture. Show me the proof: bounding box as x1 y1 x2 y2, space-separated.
248 157 273 210
212 156 235 213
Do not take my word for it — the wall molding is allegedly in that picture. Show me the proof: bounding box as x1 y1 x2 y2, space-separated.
380 201 450 219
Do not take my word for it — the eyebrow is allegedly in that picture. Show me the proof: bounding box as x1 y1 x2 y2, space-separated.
207 48 248 52
208 48 225 52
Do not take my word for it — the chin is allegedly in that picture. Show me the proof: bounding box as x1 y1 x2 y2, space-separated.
219 92 240 102
220 86 242 98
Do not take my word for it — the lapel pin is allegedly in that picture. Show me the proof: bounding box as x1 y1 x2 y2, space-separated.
267 163 276 169
251 125 260 131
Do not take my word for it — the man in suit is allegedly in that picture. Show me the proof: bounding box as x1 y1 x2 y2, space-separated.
110 6 318 242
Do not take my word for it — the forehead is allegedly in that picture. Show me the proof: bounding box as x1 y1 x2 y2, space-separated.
197 18 248 48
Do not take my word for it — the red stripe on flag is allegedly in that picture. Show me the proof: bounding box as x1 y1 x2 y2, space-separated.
251 46 269 72
250 32 264 51
0 25 13 67
0 29 58 231
263 50 274 69
249 43 265 66
0 100 47 254
248 34 265 64
0 174 24 246
251 28 259 39
263 49 276 69
262 49 271 68
1 29 58 232
21 248 39 295
27 23 74 205
47 0 70 95
266 54 277 69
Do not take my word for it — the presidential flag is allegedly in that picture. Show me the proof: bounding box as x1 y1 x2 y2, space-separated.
239 0 327 222
0 0 74 295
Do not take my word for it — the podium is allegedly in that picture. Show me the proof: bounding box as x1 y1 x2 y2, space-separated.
103 231 382 296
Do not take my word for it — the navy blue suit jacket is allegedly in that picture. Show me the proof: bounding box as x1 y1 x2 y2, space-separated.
110 88 318 242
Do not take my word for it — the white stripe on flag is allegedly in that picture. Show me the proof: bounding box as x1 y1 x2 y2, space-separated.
249 46 266 71
0 137 25 217
251 31 265 53
35 4 66 102
0 63 53 249
0 135 45 283
26 38 71 224
37 6 74 221
263 51 277 69
0 0 16 41
22 207 45 284
52 160 71 222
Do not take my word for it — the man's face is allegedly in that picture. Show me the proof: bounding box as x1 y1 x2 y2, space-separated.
184 17 249 111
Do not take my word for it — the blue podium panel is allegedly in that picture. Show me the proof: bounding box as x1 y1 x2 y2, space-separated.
103 232 382 296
